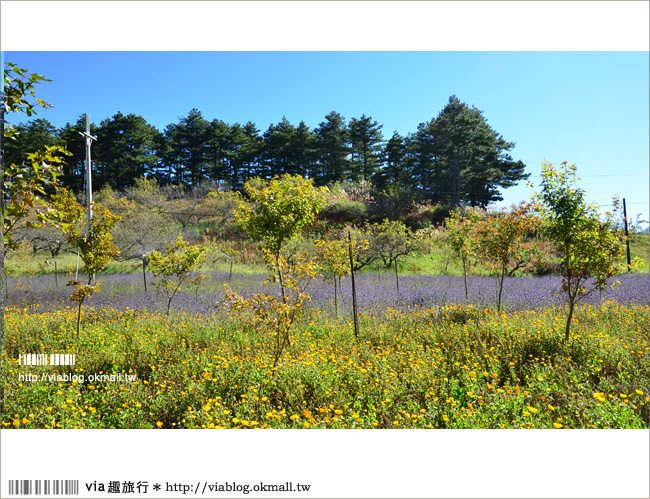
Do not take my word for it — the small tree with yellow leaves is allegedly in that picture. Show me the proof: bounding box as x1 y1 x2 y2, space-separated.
57 191 121 333
473 201 541 312
531 161 632 340
313 238 348 316
445 207 483 298
227 175 327 368
149 235 206 317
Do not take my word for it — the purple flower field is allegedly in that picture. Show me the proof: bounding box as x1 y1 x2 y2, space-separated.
7 271 649 316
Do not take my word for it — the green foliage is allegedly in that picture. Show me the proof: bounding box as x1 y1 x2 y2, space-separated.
123 176 167 206
234 174 328 257
428 95 529 207
349 114 383 182
445 207 483 297
149 235 206 317
161 108 211 185
2 61 73 353
321 198 368 225
473 202 541 311
93 111 161 189
55 117 98 192
3 146 72 248
3 118 62 168
370 219 423 289
314 111 350 183
203 189 242 231
611 196 649 236
4 91 533 218
532 161 632 339
314 238 349 284
2 62 52 125
313 237 368 316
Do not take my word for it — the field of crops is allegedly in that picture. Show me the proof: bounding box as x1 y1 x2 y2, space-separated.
3 272 649 429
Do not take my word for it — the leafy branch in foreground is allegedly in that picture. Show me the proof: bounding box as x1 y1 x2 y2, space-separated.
3 146 72 248
2 61 69 355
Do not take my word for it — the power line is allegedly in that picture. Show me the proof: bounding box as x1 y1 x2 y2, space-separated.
527 173 648 178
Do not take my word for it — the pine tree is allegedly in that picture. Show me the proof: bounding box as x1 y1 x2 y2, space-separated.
314 111 350 184
161 109 210 185
431 95 528 207
349 114 383 182
263 117 297 178
94 112 161 190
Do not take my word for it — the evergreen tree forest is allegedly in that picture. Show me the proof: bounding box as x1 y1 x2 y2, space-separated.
4 95 528 209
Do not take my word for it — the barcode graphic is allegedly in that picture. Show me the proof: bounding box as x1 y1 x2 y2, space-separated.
8 480 79 495
18 354 76 366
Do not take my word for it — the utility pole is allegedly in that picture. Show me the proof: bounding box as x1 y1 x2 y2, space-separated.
76 114 96 283
79 114 96 233
623 198 631 271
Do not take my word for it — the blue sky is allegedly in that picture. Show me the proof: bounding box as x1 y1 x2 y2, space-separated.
4 50 648 226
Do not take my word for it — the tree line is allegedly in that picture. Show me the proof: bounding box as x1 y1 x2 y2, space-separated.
4 96 528 208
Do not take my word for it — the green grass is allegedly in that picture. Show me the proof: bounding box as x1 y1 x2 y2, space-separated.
8 232 646 279
3 301 648 429
629 233 650 272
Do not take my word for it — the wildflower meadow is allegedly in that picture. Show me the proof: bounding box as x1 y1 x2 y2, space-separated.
3 269 648 429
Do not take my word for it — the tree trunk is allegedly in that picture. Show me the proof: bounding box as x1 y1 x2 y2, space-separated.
462 257 468 299
564 301 574 341
497 263 506 312
394 259 400 291
76 297 85 334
